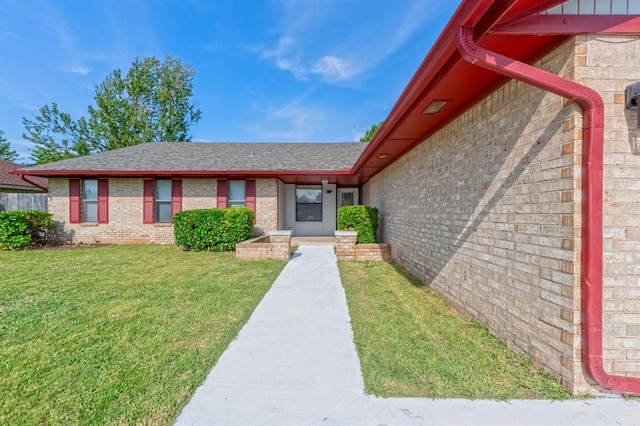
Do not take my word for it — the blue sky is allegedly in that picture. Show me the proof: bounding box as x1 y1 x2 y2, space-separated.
0 0 460 162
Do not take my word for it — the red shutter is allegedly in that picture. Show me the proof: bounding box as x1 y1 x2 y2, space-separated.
217 179 228 208
97 178 109 224
171 179 182 218
245 180 256 224
69 179 81 223
143 179 155 224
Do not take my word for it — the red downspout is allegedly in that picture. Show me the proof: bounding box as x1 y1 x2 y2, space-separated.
18 173 48 192
456 26 640 394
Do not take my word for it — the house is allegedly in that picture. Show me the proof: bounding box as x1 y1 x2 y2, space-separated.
13 142 365 243
0 158 47 211
14 0 640 396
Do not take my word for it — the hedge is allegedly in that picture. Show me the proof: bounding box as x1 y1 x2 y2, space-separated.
173 207 254 251
337 205 379 244
0 210 53 250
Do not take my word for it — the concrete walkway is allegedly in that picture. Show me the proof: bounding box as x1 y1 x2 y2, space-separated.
175 245 640 426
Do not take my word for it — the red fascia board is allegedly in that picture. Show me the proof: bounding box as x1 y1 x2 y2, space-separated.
352 0 496 173
12 169 353 178
493 14 640 35
352 0 568 175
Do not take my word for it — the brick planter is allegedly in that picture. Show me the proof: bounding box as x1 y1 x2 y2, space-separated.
236 230 292 261
334 231 390 261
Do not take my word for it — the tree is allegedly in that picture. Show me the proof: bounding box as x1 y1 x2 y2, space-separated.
360 121 383 142
0 129 18 162
23 56 201 164
22 104 92 164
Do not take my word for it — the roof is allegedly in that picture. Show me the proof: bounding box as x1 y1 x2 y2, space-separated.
0 159 47 191
352 0 640 182
16 142 367 185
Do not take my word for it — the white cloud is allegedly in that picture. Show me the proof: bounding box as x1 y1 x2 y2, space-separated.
260 0 438 84
44 8 87 71
312 56 355 81
62 66 91 76
246 91 327 141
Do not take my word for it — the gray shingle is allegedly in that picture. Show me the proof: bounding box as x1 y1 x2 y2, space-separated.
19 142 367 173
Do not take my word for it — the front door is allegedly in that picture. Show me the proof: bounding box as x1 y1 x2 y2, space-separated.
337 188 359 209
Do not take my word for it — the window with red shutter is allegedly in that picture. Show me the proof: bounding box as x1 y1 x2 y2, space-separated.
217 179 228 208
143 179 155 224
69 179 81 223
245 180 256 223
97 178 109 224
171 180 182 217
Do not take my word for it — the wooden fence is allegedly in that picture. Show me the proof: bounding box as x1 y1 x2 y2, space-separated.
0 192 48 212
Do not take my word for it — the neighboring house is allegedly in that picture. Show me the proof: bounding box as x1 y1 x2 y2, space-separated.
14 0 640 396
0 159 47 211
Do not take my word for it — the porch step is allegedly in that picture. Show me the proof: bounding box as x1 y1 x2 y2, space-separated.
291 236 336 246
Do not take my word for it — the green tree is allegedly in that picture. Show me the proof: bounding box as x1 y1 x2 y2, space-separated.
23 56 201 164
0 130 18 161
360 121 383 142
22 104 92 164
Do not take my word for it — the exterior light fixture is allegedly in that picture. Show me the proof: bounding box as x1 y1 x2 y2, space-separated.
625 82 640 128
321 179 328 186
423 100 450 115
377 154 389 159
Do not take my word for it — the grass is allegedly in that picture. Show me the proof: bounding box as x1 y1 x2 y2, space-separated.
0 245 286 425
339 260 571 400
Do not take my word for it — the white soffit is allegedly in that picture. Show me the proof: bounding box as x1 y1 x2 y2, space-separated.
544 0 640 15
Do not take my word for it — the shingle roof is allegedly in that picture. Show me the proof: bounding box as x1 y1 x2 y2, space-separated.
0 159 48 190
18 142 367 175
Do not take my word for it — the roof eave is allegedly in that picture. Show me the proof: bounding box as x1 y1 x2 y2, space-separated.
351 0 570 181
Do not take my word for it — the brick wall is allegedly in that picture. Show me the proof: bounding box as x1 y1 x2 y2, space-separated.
575 35 640 379
366 38 594 394
48 177 279 244
255 178 278 235
335 231 391 261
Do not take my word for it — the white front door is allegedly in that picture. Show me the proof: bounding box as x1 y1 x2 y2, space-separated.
337 188 359 208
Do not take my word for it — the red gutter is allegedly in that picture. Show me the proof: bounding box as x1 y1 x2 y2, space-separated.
18 173 48 192
457 26 640 394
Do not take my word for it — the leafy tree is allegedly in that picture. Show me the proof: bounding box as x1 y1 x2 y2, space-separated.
23 56 201 164
0 129 18 161
22 104 92 164
360 121 383 142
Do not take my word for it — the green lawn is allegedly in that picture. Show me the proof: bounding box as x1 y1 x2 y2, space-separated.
0 245 285 425
339 260 571 400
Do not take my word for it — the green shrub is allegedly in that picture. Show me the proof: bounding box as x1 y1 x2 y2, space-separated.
0 210 53 250
173 207 254 251
337 205 379 244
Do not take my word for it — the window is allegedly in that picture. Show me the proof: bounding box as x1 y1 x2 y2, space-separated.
296 186 322 222
228 180 245 207
82 179 98 222
69 178 108 224
155 179 172 223
143 179 181 224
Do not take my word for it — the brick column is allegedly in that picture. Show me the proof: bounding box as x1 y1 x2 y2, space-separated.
269 230 292 261
335 231 357 260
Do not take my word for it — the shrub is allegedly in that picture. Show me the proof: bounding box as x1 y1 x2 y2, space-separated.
0 210 53 250
173 207 254 251
337 205 379 244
